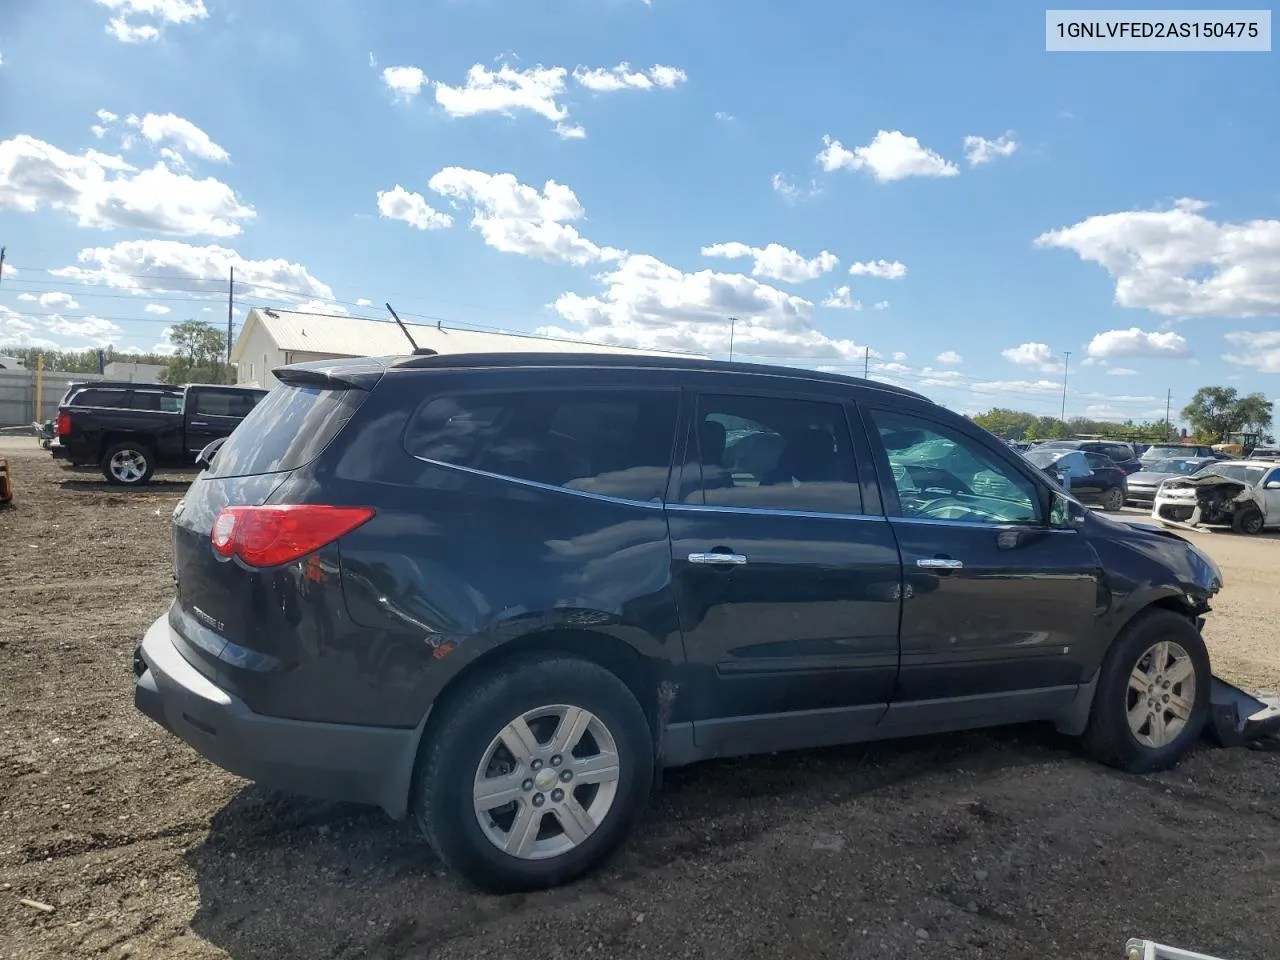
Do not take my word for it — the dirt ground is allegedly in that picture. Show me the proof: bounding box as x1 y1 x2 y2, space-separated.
3 437 1280 960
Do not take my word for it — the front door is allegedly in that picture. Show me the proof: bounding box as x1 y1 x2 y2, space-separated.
1261 466 1280 525
859 405 1102 728
666 389 902 756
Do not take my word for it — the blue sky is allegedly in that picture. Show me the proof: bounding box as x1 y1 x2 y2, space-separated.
2 0 1278 424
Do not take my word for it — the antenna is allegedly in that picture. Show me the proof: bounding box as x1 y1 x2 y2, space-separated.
385 302 437 356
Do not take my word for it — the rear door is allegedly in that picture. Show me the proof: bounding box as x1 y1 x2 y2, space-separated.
666 384 901 756
859 403 1101 723
184 389 261 459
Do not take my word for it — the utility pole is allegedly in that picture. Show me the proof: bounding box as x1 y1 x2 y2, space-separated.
0 247 6 288
226 266 235 384
864 346 870 379
1060 350 1071 422
1165 388 1173 440
727 316 737 362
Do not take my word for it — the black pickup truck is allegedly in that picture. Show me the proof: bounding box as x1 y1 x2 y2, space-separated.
52 383 269 485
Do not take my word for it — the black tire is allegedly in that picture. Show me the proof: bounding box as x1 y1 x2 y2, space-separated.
1081 609 1210 774
1100 486 1125 512
101 442 155 486
1232 505 1264 535
413 654 654 893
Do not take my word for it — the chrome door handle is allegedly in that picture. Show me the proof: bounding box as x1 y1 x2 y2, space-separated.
917 558 963 570
688 552 748 566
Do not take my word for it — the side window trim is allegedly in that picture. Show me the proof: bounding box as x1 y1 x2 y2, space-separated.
856 402 1052 526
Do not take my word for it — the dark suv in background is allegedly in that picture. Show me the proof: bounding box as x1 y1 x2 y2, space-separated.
134 353 1223 892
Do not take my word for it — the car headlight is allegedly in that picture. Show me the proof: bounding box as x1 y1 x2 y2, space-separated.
1186 542 1223 592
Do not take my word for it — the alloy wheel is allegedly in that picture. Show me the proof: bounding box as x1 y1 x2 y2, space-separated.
473 704 621 860
1126 640 1197 748
109 449 148 483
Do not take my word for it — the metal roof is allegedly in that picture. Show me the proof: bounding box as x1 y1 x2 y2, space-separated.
232 308 704 362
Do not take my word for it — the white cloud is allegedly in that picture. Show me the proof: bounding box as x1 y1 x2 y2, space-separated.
0 134 253 237
1034 198 1280 318
817 130 959 182
356 298 373 307
571 63 686 92
821 286 861 310
1107 367 1137 376
97 0 207 43
42 314 122 343
873 300 889 310
1002 341 1063 373
876 362 911 375
291 299 348 316
17 293 37 301
1224 331 1280 372
1086 327 1190 360
37 292 80 309
892 351 907 361
49 239 334 303
144 303 170 314
125 112 229 162
770 172 820 204
542 254 875 362
376 184 453 231
700 241 838 283
382 66 428 101
972 378 1063 394
848 259 907 279
936 350 962 364
428 167 622 265
714 111 734 122
0 305 55 348
963 133 1017 166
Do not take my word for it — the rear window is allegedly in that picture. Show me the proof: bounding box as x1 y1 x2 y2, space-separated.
404 388 680 502
194 389 263 418
206 386 367 478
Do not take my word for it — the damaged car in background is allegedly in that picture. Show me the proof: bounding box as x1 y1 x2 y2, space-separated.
1153 460 1280 535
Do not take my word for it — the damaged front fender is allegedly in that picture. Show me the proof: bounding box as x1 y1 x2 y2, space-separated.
1153 475 1259 530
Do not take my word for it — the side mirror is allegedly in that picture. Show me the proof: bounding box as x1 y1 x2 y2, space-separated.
196 437 226 470
1050 492 1087 529
1267 481 1280 490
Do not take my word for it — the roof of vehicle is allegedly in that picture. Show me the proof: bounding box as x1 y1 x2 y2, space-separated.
385 351 933 402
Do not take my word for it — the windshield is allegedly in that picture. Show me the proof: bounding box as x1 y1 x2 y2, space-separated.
1144 446 1193 459
1023 449 1062 468
1148 459 1203 474
1193 463 1266 484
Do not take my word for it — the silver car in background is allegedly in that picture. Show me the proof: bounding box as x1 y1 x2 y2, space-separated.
1125 457 1217 508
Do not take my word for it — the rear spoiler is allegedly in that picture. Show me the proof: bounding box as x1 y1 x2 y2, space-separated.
273 357 388 391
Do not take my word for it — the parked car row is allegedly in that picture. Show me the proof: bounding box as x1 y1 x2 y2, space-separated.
133 351 1226 892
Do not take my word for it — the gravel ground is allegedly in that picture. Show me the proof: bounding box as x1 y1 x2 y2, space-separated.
2 437 1279 960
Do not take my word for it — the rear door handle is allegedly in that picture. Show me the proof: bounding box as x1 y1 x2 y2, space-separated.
189 421 211 427
688 552 748 566
917 558 963 570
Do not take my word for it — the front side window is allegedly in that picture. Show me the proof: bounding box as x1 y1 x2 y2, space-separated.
405 389 679 503
871 409 1040 525
684 393 862 514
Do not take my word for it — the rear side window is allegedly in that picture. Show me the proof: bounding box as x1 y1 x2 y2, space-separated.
72 388 128 408
194 390 260 418
405 389 679 503
207 386 367 478
684 393 862 514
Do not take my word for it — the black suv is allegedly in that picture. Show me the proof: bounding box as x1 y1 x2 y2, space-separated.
134 353 1224 892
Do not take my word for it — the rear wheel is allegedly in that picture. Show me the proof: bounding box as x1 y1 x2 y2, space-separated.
1100 486 1125 512
1082 609 1209 773
1232 505 1264 535
413 654 654 893
101 443 154 486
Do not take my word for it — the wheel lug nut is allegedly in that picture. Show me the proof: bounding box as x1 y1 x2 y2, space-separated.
550 754 562 767
522 778 533 792
560 769 572 782
530 759 543 771
532 793 545 807
551 788 564 802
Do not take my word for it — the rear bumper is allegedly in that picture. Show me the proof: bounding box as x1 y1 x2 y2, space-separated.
50 444 71 461
133 613 422 819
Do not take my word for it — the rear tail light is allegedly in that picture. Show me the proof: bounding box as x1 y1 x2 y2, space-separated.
55 412 71 437
210 505 375 568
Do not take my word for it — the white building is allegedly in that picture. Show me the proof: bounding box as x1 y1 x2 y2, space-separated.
103 360 167 383
230 307 701 389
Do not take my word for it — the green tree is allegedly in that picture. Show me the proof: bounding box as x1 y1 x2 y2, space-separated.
1181 386 1274 442
971 407 1038 440
157 320 232 385
0 345 172 373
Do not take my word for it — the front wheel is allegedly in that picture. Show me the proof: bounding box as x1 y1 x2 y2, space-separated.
1232 505 1264 535
412 654 654 893
1082 610 1210 774
1100 486 1125 512
101 443 154 486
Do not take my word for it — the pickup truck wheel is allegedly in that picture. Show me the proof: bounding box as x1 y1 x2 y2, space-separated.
412 654 653 893
102 443 155 486
1081 609 1209 774
1232 505 1264 535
